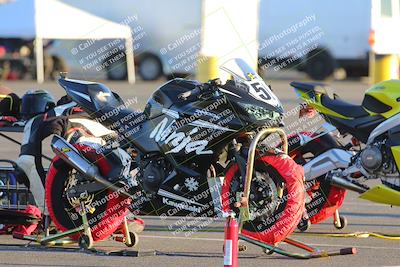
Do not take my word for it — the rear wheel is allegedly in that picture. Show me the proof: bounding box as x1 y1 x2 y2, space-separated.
45 144 129 241
222 154 305 245
288 132 347 227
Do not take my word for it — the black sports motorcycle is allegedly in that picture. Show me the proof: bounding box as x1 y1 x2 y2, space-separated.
45 58 304 246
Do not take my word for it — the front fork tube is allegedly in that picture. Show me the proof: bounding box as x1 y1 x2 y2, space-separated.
237 128 288 231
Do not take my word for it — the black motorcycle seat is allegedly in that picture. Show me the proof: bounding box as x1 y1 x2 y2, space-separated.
291 81 369 118
320 95 369 118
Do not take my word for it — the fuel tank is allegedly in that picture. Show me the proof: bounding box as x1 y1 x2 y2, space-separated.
144 79 201 119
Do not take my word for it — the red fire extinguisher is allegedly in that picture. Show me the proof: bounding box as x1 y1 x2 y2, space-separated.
224 214 238 267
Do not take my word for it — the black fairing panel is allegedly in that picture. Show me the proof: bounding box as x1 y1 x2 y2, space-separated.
387 125 400 147
58 79 95 112
143 94 243 166
137 80 283 157
289 132 340 156
362 94 392 114
325 115 385 143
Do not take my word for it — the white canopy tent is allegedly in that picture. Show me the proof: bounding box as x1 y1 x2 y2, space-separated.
0 0 135 83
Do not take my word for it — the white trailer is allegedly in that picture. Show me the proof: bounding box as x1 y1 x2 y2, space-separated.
258 0 400 80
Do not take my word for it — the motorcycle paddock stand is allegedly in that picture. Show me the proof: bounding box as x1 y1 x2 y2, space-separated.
239 234 357 259
15 198 139 250
235 128 357 259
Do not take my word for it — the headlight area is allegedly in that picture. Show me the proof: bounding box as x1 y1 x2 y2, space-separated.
239 102 281 121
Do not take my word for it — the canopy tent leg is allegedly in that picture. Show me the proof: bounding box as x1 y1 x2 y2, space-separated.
125 37 135 84
35 37 44 84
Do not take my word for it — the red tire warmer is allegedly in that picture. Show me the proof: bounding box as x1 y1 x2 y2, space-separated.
45 144 129 241
222 154 305 245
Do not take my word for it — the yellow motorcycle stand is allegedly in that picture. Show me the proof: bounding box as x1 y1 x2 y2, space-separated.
14 195 139 250
236 128 357 259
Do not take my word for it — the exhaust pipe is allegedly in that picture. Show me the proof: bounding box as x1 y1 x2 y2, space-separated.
327 173 368 194
51 135 131 198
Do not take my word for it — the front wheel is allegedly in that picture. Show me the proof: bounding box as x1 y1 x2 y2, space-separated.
222 154 305 245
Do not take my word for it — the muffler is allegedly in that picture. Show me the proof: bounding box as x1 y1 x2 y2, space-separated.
51 135 131 198
326 173 368 194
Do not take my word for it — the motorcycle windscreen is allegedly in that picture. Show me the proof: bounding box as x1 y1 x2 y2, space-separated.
219 58 283 114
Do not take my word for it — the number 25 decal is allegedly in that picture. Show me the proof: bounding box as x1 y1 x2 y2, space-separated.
251 82 271 101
